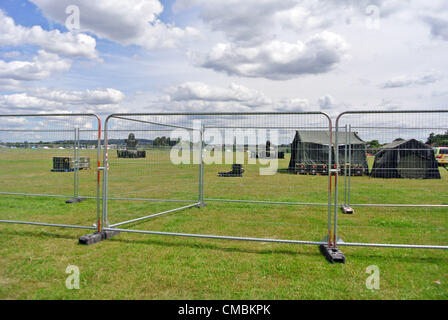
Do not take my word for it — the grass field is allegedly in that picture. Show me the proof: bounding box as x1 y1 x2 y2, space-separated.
0 148 447 299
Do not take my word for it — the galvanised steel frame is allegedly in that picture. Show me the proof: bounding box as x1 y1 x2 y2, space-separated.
101 112 335 248
2 111 445 254
0 128 97 203
0 114 103 232
333 110 448 250
101 114 204 229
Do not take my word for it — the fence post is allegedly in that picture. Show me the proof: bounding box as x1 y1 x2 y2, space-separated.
320 115 346 263
199 124 205 207
79 115 120 245
96 117 102 233
327 124 333 243
341 124 354 215
344 125 348 206
195 123 206 208
348 125 352 206
76 127 80 200
66 126 85 204
334 121 340 244
74 127 78 200
102 117 109 228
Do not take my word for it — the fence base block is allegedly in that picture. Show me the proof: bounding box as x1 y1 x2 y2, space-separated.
320 244 346 264
79 230 120 245
195 202 207 208
341 205 354 214
66 197 87 204
79 232 103 245
103 229 120 240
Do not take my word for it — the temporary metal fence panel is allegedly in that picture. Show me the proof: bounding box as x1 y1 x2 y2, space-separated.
333 110 448 250
102 113 334 248
203 120 333 206
0 114 102 231
102 114 202 229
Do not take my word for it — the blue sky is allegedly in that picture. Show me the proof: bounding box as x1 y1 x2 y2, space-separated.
1 0 48 28
0 0 447 118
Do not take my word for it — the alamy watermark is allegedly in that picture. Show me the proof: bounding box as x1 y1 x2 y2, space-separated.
65 5 80 32
365 265 380 290
45 5 80 32
169 121 279 175
65 265 80 290
365 5 381 30
339 4 381 30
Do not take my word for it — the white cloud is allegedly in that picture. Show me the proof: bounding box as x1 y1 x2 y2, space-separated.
167 82 271 105
382 72 441 88
0 93 63 110
29 88 125 105
276 98 311 112
0 79 21 91
318 95 334 109
0 50 72 81
119 82 317 114
153 81 313 112
175 0 297 44
158 82 272 112
0 88 125 113
30 0 200 50
0 10 98 60
274 5 328 32
173 0 409 44
200 31 348 80
423 16 448 41
1 0 446 117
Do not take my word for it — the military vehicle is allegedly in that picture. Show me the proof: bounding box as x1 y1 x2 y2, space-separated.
117 133 146 158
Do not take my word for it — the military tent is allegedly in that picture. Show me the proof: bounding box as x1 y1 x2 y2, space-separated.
288 130 368 174
370 139 441 179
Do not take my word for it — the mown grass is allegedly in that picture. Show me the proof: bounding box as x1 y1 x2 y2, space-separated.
0 149 447 299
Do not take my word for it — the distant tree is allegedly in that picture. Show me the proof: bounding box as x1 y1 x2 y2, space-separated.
427 133 435 145
367 140 380 149
393 138 405 142
153 136 180 147
366 140 381 154
166 137 179 146
427 131 448 146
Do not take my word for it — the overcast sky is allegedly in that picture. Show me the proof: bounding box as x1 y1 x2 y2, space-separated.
0 0 447 119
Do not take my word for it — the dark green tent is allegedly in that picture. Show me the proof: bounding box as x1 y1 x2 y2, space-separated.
288 130 368 167
370 139 441 179
337 133 369 175
288 131 332 169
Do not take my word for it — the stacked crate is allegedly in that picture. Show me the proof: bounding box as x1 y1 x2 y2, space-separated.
52 157 90 172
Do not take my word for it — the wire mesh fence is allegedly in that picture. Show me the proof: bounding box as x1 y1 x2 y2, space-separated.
102 115 202 229
334 110 448 249
1 111 446 257
102 113 334 247
0 114 102 230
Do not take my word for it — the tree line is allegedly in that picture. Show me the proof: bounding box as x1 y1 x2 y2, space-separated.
426 131 448 146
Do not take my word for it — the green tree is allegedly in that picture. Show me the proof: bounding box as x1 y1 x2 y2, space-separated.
367 140 380 149
153 136 180 147
366 140 381 154
427 131 448 146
